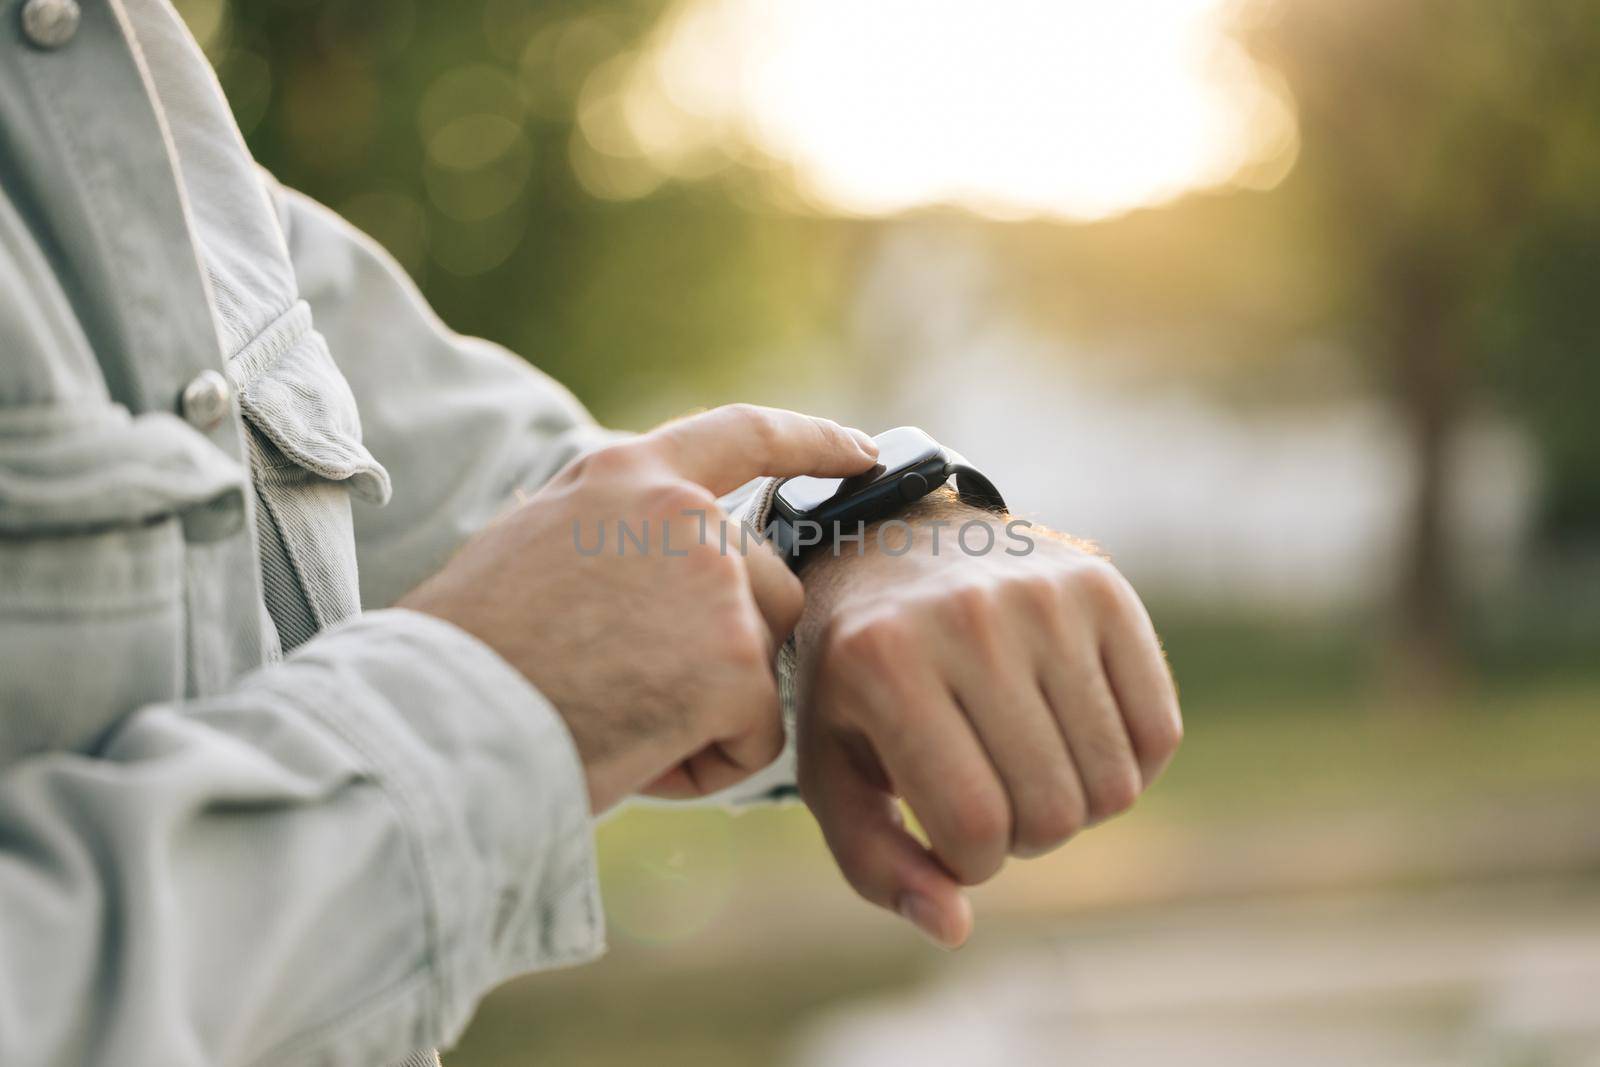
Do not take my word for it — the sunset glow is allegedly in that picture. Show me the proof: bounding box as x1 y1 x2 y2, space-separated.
576 0 1298 221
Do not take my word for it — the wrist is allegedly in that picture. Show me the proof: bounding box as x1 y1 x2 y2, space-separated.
797 488 1018 579
794 491 1020 655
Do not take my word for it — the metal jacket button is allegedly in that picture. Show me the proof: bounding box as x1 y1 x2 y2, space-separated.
180 370 232 431
20 0 80 49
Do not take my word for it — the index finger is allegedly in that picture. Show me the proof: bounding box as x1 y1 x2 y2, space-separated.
647 404 879 496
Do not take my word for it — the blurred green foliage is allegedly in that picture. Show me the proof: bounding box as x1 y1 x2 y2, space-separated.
1252 0 1600 564
1483 218 1600 542
1247 0 1600 672
206 0 860 419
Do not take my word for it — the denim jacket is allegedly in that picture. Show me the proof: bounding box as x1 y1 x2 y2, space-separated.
0 1 787 1064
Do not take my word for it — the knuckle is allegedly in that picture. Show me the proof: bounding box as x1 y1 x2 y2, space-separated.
686 533 742 582
1012 788 1085 855
941 586 1010 671
947 787 1011 861
812 414 844 439
1008 573 1065 624
568 441 641 482
727 402 780 449
1147 707 1185 761
1075 559 1133 617
949 845 1006 886
1087 765 1142 822
809 415 849 455
830 614 913 670
943 583 999 632
648 479 716 516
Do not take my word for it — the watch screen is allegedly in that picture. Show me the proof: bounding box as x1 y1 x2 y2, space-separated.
775 426 941 514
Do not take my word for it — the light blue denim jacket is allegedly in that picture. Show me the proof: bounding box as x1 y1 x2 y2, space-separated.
0 1 788 1064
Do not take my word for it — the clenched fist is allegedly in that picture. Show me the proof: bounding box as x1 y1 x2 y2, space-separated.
400 404 878 812
795 497 1182 947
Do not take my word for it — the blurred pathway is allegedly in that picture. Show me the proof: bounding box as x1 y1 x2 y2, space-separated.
792 879 1600 1067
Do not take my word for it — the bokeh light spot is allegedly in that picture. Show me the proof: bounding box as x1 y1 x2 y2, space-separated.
588 0 1298 221
418 64 524 142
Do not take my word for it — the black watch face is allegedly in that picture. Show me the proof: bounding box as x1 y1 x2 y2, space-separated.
776 426 941 514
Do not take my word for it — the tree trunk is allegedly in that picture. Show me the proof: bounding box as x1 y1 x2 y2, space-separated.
1387 256 1464 701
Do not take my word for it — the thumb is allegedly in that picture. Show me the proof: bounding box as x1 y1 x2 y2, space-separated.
648 404 879 496
803 731 973 949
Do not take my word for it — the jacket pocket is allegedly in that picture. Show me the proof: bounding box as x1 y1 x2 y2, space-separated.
228 300 390 640
0 404 245 765
229 300 391 507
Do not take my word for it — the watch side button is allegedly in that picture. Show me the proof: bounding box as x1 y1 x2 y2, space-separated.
898 471 930 501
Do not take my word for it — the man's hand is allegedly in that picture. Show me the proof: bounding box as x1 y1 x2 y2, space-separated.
795 495 1182 948
399 405 878 813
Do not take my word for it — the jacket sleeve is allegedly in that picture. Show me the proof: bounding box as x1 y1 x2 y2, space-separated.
267 179 802 805
0 609 603 1067
0 191 601 1066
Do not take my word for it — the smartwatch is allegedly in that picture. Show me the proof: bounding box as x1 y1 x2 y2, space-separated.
766 426 1006 567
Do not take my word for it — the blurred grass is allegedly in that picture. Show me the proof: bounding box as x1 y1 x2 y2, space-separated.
1148 608 1600 820
446 937 934 1067
1145 678 1600 822
447 617 1600 1067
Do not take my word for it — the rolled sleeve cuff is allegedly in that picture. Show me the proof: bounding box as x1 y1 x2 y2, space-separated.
287 608 604 1048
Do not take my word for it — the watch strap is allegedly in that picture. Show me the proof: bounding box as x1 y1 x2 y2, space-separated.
944 450 1007 513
